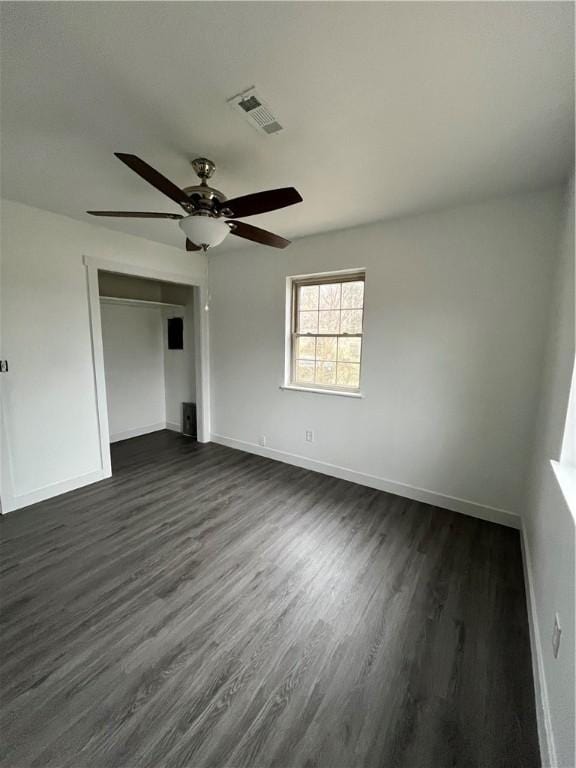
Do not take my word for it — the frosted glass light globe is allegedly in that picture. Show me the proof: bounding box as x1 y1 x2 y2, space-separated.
178 216 230 249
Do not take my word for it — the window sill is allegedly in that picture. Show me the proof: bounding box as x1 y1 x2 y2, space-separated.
550 460 576 523
279 384 364 399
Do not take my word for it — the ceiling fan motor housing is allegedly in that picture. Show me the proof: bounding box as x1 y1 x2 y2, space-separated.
183 159 227 216
183 184 227 212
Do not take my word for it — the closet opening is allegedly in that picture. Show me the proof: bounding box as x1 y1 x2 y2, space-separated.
97 271 197 445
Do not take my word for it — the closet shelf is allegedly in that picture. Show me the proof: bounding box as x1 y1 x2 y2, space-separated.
99 296 185 309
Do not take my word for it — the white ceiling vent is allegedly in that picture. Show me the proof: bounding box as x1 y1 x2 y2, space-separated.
227 87 283 136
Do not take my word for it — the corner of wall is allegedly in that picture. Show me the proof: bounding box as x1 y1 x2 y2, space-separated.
520 174 575 768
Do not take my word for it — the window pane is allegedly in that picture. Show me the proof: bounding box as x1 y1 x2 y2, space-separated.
299 284 319 311
292 274 365 391
340 309 363 334
298 311 318 333
316 337 337 361
318 310 340 334
319 283 341 310
336 362 360 388
341 281 364 309
315 361 336 386
295 360 315 383
338 337 361 363
296 337 316 360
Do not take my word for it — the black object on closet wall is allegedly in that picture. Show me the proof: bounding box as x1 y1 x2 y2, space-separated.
167 317 184 350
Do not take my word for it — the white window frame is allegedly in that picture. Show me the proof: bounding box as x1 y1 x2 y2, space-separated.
283 269 366 396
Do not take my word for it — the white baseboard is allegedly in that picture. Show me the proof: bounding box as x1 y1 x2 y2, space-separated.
109 422 167 443
210 434 520 529
2 468 110 514
165 421 182 433
521 527 556 767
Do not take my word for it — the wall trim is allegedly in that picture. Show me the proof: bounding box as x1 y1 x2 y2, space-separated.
2 468 110 514
85 257 112 475
82 255 205 288
166 421 181 433
521 526 557 768
210 433 520 529
109 422 168 443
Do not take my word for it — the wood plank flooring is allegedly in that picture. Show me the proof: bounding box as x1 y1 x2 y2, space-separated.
0 431 539 768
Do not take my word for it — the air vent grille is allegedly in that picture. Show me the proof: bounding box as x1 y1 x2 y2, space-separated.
228 87 284 136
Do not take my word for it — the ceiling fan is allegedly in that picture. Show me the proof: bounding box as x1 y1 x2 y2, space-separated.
87 154 302 251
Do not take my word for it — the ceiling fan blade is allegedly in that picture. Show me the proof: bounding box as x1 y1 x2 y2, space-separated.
220 187 302 219
87 211 183 219
114 153 192 208
228 220 291 249
186 239 202 252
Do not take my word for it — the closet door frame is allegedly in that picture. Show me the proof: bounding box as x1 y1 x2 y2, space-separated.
84 255 211 479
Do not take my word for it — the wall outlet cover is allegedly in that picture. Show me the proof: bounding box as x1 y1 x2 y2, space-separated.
258 435 267 447
305 430 314 442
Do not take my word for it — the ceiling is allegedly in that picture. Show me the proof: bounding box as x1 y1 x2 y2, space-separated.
1 2 574 251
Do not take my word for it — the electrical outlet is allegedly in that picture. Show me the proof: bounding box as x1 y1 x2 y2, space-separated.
305 430 314 443
552 614 562 659
258 435 267 447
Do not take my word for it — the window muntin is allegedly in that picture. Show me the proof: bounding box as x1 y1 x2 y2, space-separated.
290 272 365 391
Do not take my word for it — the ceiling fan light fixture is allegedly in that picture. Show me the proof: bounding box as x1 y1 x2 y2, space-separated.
89 153 300 250
178 215 230 250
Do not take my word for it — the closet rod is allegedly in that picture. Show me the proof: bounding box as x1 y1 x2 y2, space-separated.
99 296 185 309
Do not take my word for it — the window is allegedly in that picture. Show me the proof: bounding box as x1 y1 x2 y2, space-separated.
288 271 365 392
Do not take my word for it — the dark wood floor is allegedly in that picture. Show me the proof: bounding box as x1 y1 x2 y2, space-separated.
0 431 539 768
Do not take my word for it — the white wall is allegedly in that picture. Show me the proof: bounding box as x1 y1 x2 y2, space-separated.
523 179 575 768
98 272 164 302
209 187 564 525
101 303 166 442
0 198 206 512
163 298 195 431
